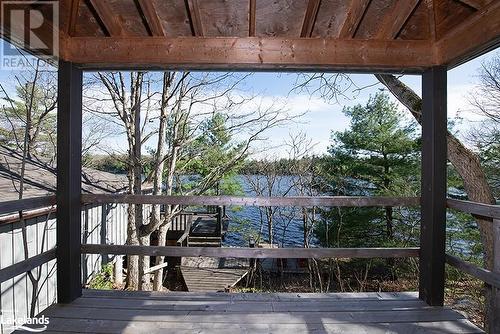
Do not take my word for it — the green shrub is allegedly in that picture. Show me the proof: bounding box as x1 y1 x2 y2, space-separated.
88 263 114 290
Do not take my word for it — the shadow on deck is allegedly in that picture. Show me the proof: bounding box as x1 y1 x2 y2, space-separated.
24 289 483 333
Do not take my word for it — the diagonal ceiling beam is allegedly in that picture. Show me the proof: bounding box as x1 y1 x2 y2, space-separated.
249 0 256 37
87 0 123 37
436 0 500 67
426 0 437 41
186 0 204 36
68 0 80 36
338 0 371 38
137 0 165 36
300 0 321 38
454 0 490 10
376 0 420 39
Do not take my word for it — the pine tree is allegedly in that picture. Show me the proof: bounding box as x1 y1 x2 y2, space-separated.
318 92 420 247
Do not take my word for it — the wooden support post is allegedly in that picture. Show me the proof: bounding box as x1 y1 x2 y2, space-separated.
419 66 447 306
491 218 500 332
57 60 83 303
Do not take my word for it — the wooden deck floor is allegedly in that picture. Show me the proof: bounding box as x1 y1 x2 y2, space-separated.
25 290 483 334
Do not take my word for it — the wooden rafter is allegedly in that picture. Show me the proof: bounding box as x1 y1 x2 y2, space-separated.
249 0 256 37
64 37 435 71
186 0 203 37
455 0 489 10
300 0 321 38
376 0 420 39
426 0 437 41
436 0 500 67
87 0 123 37
137 0 165 37
338 0 371 38
67 0 80 36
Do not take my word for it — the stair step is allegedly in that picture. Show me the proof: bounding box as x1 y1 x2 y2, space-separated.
189 237 221 242
188 241 221 247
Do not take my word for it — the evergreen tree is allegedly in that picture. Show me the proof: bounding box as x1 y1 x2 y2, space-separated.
318 92 420 247
181 112 245 195
0 81 57 157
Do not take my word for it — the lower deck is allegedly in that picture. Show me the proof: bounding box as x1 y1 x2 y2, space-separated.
24 290 483 333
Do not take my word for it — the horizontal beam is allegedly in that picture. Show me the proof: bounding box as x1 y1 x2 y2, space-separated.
447 199 499 219
0 249 56 283
436 1 500 68
64 37 435 72
81 194 421 208
82 244 420 259
446 254 500 289
0 196 56 215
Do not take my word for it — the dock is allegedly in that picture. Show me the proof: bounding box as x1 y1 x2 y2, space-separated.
180 256 249 292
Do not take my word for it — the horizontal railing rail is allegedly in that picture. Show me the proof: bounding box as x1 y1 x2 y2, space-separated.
447 198 500 219
445 254 500 289
445 198 500 302
82 194 420 208
82 244 420 259
0 195 56 216
0 248 57 283
81 195 421 263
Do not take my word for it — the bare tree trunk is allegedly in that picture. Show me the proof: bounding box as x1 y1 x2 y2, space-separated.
126 167 140 290
152 90 182 289
376 73 495 329
153 223 168 290
150 73 174 290
153 144 179 289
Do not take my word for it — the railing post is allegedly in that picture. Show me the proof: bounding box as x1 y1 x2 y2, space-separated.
491 218 500 332
419 66 447 306
57 60 83 303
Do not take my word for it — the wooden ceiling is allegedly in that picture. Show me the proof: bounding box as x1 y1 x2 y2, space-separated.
1 0 500 71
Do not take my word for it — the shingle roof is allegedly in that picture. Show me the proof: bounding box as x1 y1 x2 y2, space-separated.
0 145 128 201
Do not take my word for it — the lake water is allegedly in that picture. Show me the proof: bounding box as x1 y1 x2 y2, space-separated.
222 175 320 247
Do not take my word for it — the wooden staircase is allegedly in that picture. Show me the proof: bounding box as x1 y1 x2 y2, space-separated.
187 236 221 247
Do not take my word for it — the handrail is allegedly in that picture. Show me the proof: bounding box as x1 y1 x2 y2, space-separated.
176 220 193 246
447 198 499 219
82 194 420 208
0 248 56 283
82 244 419 259
0 196 56 215
445 254 500 289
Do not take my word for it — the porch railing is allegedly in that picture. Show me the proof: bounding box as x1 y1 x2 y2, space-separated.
80 194 421 260
1 194 498 330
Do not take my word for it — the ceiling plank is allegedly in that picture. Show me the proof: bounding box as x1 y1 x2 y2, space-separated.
436 0 500 67
300 0 321 38
186 0 203 36
68 0 80 36
249 0 256 37
137 0 165 36
87 0 123 36
64 37 435 72
338 0 371 38
454 0 489 10
376 0 420 39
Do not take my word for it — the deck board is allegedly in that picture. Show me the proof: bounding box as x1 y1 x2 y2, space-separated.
21 290 484 334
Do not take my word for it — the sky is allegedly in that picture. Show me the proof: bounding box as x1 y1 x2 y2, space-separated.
0 39 497 159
